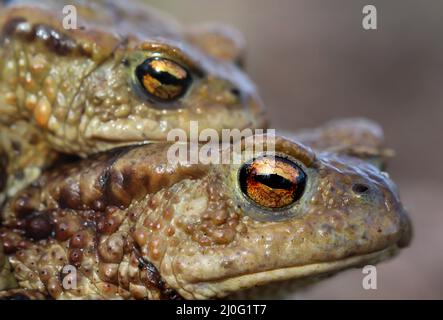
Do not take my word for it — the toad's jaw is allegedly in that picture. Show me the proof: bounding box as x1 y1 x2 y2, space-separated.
179 245 399 299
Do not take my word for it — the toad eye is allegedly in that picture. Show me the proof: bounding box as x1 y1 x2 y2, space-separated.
239 156 306 208
135 57 192 102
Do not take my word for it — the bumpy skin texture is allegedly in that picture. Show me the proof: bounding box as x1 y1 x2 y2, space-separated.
0 122 412 299
0 0 265 198
0 242 17 290
281 118 394 169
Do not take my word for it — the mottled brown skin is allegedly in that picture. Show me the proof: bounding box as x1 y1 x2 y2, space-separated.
285 118 394 169
0 0 265 199
0 122 412 299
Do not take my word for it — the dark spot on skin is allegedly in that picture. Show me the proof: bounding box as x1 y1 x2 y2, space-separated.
2 18 79 56
121 167 136 192
0 151 7 192
120 166 151 200
30 24 61 51
135 250 182 300
33 24 77 55
25 213 53 240
96 147 133 207
121 58 130 67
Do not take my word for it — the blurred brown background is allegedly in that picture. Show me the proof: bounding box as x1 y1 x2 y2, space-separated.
146 0 443 299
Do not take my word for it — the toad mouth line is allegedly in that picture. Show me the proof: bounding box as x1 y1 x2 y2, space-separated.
187 245 399 298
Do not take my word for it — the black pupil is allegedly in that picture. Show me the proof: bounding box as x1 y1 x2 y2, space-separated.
254 174 293 190
135 57 191 100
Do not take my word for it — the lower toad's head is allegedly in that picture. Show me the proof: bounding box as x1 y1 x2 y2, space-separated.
150 135 411 299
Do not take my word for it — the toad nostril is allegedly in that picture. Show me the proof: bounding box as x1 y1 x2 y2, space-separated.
352 183 369 194
230 87 241 99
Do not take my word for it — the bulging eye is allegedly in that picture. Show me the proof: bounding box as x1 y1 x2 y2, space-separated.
239 156 306 208
135 57 192 102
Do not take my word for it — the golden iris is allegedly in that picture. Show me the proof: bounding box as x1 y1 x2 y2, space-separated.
239 156 306 208
135 57 192 101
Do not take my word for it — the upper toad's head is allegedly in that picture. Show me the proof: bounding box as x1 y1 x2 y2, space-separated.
0 0 266 154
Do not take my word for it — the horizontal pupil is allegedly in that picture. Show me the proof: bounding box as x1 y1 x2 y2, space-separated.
136 61 188 88
148 67 184 86
254 174 294 190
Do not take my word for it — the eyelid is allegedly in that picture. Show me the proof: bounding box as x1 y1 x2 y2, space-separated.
273 139 316 168
240 135 317 168
139 42 204 77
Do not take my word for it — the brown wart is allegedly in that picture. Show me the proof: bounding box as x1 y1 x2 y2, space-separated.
1 17 79 56
44 145 208 212
0 228 27 254
53 213 82 241
24 212 53 240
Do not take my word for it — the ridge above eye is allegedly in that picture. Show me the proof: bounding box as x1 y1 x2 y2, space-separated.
135 56 192 102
